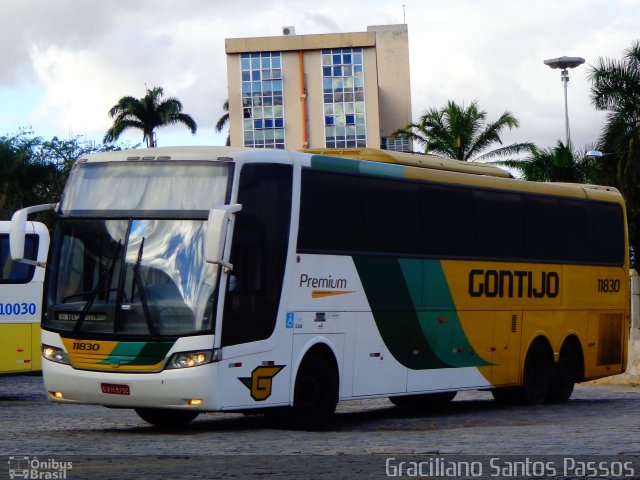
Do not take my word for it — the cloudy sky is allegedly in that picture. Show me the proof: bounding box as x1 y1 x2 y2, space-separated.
1 0 638 152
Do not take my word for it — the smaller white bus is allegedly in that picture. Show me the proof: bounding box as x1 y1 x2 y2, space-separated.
0 220 49 374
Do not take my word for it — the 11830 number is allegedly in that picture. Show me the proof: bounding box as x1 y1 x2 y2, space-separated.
597 278 621 293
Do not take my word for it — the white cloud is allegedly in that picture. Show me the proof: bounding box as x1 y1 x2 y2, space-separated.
28 44 142 137
1 0 639 150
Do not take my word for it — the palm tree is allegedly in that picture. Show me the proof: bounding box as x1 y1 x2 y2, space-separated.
392 100 535 161
588 40 640 206
589 40 640 270
104 86 197 147
215 99 231 146
491 141 596 183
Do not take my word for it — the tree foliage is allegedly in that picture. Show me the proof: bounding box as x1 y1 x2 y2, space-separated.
491 141 597 183
0 132 55 221
589 40 640 269
104 86 197 147
0 131 120 224
392 100 535 161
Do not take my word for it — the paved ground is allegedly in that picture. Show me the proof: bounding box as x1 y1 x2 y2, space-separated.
1 374 639 479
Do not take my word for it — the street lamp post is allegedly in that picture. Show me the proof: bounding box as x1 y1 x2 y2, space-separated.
544 56 585 146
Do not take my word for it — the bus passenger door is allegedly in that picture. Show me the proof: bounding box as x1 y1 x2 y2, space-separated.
218 164 293 409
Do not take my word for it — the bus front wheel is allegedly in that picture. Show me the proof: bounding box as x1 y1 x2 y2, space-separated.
135 408 199 428
285 354 338 430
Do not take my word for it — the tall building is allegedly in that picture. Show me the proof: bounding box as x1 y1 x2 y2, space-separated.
225 24 412 151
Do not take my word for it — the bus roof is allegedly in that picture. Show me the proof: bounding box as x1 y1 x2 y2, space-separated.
80 146 511 178
301 148 513 178
75 146 622 205
77 146 254 163
302 149 623 204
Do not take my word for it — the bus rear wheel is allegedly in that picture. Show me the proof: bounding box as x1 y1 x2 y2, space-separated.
135 408 199 428
521 339 552 404
547 340 582 403
389 391 457 409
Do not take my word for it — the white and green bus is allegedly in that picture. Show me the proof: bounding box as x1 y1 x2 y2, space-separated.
10 146 629 428
1 220 49 374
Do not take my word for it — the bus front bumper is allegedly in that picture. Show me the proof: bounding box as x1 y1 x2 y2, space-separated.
42 359 222 411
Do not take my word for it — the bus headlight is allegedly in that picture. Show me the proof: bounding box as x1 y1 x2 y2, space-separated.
42 345 70 365
166 350 214 369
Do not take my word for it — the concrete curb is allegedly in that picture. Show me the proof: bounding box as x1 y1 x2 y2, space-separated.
587 377 640 387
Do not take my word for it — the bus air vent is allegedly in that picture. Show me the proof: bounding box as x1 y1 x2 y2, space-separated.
598 313 623 365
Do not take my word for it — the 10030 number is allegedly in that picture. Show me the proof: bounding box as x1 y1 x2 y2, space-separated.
597 278 621 293
0 302 37 315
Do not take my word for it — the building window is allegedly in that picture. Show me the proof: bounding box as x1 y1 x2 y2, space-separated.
381 136 411 152
322 48 366 148
241 52 285 149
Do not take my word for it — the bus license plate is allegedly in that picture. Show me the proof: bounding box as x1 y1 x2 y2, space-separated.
101 383 130 395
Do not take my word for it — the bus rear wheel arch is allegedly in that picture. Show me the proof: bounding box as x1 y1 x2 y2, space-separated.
521 337 553 404
492 336 553 404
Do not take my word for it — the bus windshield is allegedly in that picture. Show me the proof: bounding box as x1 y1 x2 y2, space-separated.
45 160 233 338
45 218 219 337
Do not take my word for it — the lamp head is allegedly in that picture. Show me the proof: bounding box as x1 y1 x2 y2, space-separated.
544 56 585 70
586 150 604 158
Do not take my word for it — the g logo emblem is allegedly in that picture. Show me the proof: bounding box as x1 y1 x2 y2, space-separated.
239 365 285 401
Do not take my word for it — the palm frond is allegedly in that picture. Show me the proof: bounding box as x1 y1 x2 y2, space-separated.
104 86 197 146
392 99 526 161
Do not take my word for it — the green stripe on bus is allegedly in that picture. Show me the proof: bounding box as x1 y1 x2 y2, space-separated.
98 341 174 366
310 154 406 178
353 256 490 369
309 155 362 174
353 256 448 369
359 161 405 178
401 259 491 368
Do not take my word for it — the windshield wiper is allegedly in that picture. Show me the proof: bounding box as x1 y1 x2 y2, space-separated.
129 237 158 336
73 240 122 334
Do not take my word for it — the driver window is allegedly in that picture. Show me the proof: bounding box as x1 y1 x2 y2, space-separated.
221 163 292 347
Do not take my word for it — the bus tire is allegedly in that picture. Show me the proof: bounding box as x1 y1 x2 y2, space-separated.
547 339 582 403
134 408 199 428
286 354 338 430
521 339 552 404
389 391 457 409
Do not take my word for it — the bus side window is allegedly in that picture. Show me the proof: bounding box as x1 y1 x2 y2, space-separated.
473 190 524 260
0 234 37 283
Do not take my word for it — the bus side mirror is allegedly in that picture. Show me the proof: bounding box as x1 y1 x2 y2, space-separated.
10 203 56 266
204 204 242 269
